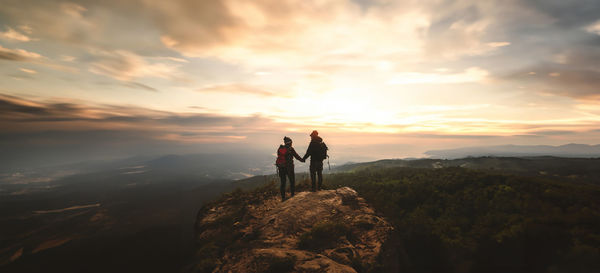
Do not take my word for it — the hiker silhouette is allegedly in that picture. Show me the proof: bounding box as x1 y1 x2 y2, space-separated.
275 136 304 201
302 130 328 191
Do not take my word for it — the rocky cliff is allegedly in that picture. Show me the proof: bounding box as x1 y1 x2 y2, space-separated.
189 186 397 273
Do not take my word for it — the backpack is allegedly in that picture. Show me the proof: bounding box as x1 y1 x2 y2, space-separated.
275 145 291 168
317 142 328 161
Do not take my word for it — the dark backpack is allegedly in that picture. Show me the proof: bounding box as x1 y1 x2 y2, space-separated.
275 145 291 168
317 142 328 161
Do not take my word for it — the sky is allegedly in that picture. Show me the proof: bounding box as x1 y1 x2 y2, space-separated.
1 0 600 168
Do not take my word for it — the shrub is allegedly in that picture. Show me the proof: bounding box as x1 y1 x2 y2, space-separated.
265 256 295 273
298 220 351 250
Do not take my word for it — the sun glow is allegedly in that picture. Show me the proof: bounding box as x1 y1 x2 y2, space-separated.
284 87 399 129
1 0 599 154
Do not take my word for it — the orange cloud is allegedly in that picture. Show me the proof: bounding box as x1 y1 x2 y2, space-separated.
153 0 428 68
89 50 181 81
19 68 37 74
0 45 42 61
196 83 293 97
0 27 31 42
585 20 600 35
387 67 489 85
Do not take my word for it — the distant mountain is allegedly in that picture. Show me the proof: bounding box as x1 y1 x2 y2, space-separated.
425 143 600 158
333 156 600 184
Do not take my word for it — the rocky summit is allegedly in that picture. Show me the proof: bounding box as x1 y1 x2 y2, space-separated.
189 186 397 273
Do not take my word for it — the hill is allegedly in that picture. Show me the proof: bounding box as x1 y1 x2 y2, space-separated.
190 159 600 273
334 156 600 184
425 144 600 158
188 186 397 273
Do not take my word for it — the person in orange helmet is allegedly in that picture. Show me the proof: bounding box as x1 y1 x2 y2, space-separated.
302 130 328 191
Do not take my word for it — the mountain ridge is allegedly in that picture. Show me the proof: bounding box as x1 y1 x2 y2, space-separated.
425 143 600 158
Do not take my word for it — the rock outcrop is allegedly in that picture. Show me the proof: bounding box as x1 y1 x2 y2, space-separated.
190 187 396 273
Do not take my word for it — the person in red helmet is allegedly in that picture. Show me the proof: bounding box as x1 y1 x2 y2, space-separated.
275 136 304 201
302 130 328 191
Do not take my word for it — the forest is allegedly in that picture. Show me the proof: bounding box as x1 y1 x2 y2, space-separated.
324 166 600 273
199 160 600 273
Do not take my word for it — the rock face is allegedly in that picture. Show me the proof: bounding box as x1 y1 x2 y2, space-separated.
191 187 396 273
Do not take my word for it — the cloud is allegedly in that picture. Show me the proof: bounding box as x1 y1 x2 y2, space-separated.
0 94 296 169
196 83 290 97
148 0 237 50
586 20 600 35
121 82 157 92
60 55 76 62
0 95 49 116
0 0 592 81
0 45 42 61
501 41 600 99
505 64 600 100
89 50 180 81
0 45 78 74
523 0 600 29
0 27 31 42
0 1 94 46
8 73 34 80
60 2 87 18
0 0 169 55
487 41 511 47
145 0 522 68
0 1 514 67
425 16 493 58
0 94 279 136
19 68 37 74
0 97 99 123
532 130 576 136
387 67 488 85
143 0 528 71
149 0 430 68
152 56 189 63
410 133 500 139
0 0 594 68
18 25 33 34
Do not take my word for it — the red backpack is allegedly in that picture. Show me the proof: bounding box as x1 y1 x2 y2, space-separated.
275 145 290 168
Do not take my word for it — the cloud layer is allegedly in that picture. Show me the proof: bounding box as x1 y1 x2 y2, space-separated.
0 0 599 168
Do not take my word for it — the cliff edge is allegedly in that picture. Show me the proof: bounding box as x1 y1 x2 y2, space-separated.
189 186 397 273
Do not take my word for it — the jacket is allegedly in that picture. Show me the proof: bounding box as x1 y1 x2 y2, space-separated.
278 144 303 168
302 136 325 163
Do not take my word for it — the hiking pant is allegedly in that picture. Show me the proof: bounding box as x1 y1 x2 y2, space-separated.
278 166 295 200
310 161 323 191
